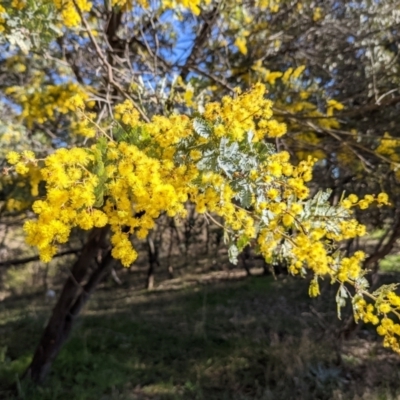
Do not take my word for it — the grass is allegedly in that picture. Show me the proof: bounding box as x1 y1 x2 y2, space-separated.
1 272 400 399
379 255 400 272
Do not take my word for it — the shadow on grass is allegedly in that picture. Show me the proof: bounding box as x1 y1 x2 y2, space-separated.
1 275 400 400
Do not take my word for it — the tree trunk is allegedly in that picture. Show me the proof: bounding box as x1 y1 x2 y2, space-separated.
146 232 160 290
240 245 252 276
24 227 112 384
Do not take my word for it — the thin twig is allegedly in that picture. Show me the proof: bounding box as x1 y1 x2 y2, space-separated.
72 0 150 122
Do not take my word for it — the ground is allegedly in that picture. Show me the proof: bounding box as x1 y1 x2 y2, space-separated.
1 267 400 400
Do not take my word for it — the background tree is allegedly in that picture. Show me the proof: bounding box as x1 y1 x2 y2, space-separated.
1 0 400 386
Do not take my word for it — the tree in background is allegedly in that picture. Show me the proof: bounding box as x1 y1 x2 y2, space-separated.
1 0 400 383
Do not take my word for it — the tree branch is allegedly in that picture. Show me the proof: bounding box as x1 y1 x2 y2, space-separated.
0 248 83 268
72 0 150 122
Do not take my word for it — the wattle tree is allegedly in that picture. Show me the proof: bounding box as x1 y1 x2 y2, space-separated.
1 0 400 383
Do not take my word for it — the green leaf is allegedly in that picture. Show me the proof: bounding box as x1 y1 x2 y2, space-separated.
197 149 217 171
228 244 239 265
94 160 105 177
372 283 399 297
247 130 254 144
93 185 104 208
336 285 347 320
235 185 253 208
96 137 108 155
193 118 212 138
237 235 250 251
355 277 369 291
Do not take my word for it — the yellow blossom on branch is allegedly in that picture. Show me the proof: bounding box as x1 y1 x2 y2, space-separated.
5 83 400 355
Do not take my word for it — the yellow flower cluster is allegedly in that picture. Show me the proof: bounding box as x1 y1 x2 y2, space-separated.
6 83 400 354
256 0 280 13
375 132 400 180
336 251 366 282
313 7 323 22
326 99 344 116
250 61 348 166
111 0 207 14
114 100 141 126
354 293 400 354
6 84 291 267
6 81 89 128
264 65 307 85
5 198 28 212
51 0 208 28
22 148 101 262
376 132 400 160
69 94 97 138
9 140 196 265
147 114 192 149
104 141 195 265
11 0 26 10
111 0 149 11
6 150 36 175
5 84 367 271
203 83 286 141
163 0 209 15
235 36 248 55
53 0 92 27
0 5 6 33
340 192 390 210
2 148 42 212
195 183 256 237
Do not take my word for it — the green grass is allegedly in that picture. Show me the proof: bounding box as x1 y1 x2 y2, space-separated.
379 254 400 272
1 275 400 399
368 229 386 240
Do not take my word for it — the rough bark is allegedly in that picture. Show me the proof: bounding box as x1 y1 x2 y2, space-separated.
240 245 252 276
146 232 160 290
24 227 112 384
